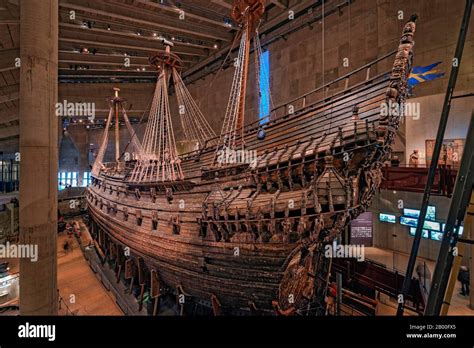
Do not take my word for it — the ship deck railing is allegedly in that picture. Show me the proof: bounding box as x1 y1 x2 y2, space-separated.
179 49 398 162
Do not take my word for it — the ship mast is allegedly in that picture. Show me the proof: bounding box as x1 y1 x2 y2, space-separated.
130 40 215 183
214 0 265 165
114 88 120 162
233 0 264 133
91 88 142 176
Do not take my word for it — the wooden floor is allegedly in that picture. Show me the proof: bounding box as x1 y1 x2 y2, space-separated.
57 225 123 316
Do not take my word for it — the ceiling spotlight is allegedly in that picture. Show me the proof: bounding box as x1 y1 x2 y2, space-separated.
137 30 142 36
141 67 146 71
213 44 218 49
86 125 90 129
171 37 175 40
153 32 157 37
82 47 89 54
79 119 83 123
107 25 111 30
136 68 140 71
81 21 87 28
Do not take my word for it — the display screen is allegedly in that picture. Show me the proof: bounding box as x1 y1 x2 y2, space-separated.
401 217 440 231
400 216 418 228
379 213 396 224
423 220 441 232
409 227 430 239
441 223 464 236
403 206 436 221
430 231 443 241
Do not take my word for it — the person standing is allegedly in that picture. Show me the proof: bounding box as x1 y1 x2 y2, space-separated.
458 266 470 296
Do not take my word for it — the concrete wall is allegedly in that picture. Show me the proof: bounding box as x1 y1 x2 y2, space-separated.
404 93 473 165
369 190 472 265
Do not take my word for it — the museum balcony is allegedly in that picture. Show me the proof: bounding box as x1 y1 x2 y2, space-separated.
380 164 458 197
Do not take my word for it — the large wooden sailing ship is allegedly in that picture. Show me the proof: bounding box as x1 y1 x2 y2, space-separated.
86 0 418 315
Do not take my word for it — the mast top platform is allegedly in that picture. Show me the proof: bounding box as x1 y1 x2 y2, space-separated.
149 38 183 71
231 0 265 33
107 87 126 104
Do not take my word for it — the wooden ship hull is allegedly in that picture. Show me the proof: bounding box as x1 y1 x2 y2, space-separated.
86 7 418 314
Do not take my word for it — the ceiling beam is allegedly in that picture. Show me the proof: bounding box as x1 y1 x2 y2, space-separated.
60 59 152 67
0 136 19 154
0 48 19 70
0 105 18 123
0 124 18 139
59 74 156 79
0 91 18 105
59 50 194 64
0 19 18 24
131 0 231 29
211 0 232 10
59 67 156 74
59 37 206 57
268 0 287 9
59 2 230 42
59 23 217 50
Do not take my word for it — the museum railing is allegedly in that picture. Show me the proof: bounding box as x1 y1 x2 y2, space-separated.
58 290 75 316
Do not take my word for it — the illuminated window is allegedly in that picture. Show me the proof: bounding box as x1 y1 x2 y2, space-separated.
82 172 91 187
72 172 78 187
58 171 80 190
259 50 270 124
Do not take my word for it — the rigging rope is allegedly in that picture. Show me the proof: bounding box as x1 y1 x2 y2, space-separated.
173 67 216 149
214 25 249 165
130 65 183 182
91 106 114 176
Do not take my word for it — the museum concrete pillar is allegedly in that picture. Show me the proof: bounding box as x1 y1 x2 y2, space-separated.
470 212 474 310
19 0 59 315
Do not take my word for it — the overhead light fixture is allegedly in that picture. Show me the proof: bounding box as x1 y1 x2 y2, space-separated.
137 30 142 36
153 33 157 37
171 37 175 40
141 67 146 71
107 25 111 30
213 44 218 49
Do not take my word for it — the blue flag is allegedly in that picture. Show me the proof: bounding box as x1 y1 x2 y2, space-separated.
409 61 445 87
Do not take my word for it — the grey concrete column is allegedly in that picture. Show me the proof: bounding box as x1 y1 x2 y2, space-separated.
469 214 474 310
19 0 59 315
